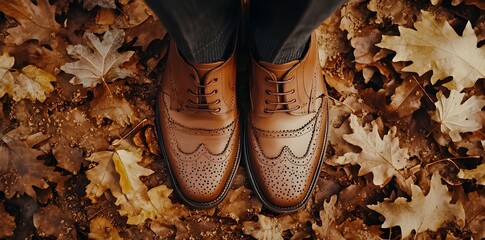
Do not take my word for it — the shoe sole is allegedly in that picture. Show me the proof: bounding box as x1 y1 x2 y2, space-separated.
243 99 329 214
155 100 242 209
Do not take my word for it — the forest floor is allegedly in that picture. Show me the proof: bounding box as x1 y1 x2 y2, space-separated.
0 0 484 239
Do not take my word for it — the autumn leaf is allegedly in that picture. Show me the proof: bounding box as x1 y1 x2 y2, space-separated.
0 128 61 199
368 173 465 238
60 28 135 88
312 195 346 240
458 163 485 185
85 142 188 225
0 0 60 45
113 150 188 225
387 77 424 117
85 151 121 202
430 90 485 142
83 0 116 10
217 186 262 222
0 53 56 102
88 217 123 240
242 214 296 240
33 205 77 240
377 11 485 91
89 87 138 127
331 114 410 186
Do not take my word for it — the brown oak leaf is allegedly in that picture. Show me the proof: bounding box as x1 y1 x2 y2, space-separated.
33 205 77 240
312 195 346 240
242 214 296 240
60 28 135 88
377 11 485 91
331 114 410 186
0 129 61 199
0 0 60 45
368 173 465 238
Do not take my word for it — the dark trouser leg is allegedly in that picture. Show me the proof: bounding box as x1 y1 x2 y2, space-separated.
250 0 347 64
144 0 240 63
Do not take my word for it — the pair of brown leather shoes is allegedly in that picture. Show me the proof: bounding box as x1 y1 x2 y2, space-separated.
155 32 329 213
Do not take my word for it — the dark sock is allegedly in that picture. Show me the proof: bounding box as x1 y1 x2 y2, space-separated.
250 0 346 64
145 0 239 64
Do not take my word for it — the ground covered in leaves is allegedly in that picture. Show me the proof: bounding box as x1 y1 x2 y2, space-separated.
0 0 484 239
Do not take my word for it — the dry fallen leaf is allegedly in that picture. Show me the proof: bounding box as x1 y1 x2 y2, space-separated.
311 195 346 240
85 151 121 202
88 217 123 240
60 28 135 88
0 129 60 199
85 142 188 226
0 0 60 45
458 163 485 185
89 87 138 127
331 114 410 186
217 186 262 222
0 53 56 102
368 173 465 238
33 205 77 240
377 11 485 91
430 90 485 142
242 214 296 240
387 77 424 118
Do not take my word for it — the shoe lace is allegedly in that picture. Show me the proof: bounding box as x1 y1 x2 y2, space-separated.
263 76 301 113
186 74 221 112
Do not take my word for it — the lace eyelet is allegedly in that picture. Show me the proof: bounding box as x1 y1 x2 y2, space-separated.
290 89 296 94
216 108 221 112
265 89 271 94
263 108 269 113
265 99 270 104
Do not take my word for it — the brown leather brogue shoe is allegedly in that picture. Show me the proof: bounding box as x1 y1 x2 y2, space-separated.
244 33 329 213
156 40 240 208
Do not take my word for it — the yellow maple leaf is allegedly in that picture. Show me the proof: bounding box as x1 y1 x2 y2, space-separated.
85 143 188 226
331 114 410 186
0 53 56 102
430 90 485 142
377 11 485 91
368 173 465 238
85 151 121 203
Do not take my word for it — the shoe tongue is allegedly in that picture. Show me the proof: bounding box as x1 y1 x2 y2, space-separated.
259 60 299 79
192 61 224 80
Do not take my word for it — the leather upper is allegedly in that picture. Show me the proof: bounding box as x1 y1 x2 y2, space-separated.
247 33 328 209
157 41 240 205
